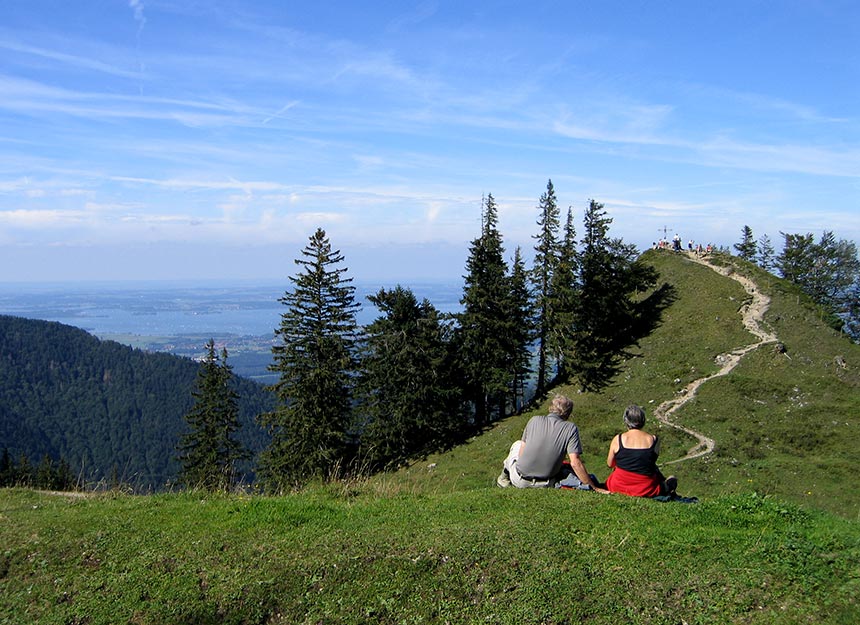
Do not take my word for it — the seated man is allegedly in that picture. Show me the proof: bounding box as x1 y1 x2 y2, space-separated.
497 395 607 492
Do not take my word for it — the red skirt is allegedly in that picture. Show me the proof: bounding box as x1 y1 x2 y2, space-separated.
606 467 662 498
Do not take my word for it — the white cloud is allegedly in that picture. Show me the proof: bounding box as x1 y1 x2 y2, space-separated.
295 211 348 225
0 208 89 227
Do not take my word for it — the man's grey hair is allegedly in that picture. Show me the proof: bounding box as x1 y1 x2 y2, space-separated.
550 395 574 419
623 404 646 429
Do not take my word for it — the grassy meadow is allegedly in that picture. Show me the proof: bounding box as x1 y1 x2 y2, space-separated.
2 250 859 624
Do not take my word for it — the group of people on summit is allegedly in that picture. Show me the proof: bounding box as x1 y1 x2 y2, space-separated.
653 234 713 256
497 395 677 498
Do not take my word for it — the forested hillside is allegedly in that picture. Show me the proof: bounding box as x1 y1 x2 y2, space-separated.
0 315 271 488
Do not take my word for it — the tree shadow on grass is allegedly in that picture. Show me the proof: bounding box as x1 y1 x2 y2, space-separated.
582 282 678 392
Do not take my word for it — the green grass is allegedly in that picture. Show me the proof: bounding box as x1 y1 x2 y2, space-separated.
2 488 858 624
3 250 860 623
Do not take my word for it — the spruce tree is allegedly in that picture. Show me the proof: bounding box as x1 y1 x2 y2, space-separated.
357 286 466 469
546 206 578 384
507 247 534 412
734 225 757 261
757 234 776 273
259 228 360 489
530 179 561 396
570 200 658 390
777 232 817 286
177 339 246 491
457 194 512 425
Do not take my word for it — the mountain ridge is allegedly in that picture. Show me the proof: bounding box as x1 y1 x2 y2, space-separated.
0 315 271 488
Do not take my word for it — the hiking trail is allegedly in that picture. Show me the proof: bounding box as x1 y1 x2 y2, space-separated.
654 254 779 465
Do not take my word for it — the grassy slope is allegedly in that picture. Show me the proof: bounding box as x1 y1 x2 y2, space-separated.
382 251 860 518
1 488 858 624
2 250 859 624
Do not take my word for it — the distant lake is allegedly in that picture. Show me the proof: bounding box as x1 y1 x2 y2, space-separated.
0 281 464 338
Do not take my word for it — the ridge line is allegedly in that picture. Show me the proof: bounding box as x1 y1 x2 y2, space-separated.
654 254 779 465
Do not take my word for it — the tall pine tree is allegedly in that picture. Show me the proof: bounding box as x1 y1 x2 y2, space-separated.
259 228 360 489
457 194 512 425
547 206 578 384
177 339 246 491
734 225 757 261
507 247 534 413
530 179 561 396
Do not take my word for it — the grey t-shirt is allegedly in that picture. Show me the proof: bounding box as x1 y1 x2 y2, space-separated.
516 413 583 479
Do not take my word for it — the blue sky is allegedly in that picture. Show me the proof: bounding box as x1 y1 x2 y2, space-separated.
1 1 858 283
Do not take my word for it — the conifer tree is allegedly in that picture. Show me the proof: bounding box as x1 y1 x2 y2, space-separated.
777 232 816 286
570 200 658 390
0 448 10 487
507 247 534 412
357 286 466 469
177 339 246 491
757 234 776 272
547 207 578 383
457 194 512 425
734 225 757 261
17 453 32 487
259 228 360 489
36 454 54 490
844 279 860 341
777 231 860 331
530 179 561 396
806 232 860 312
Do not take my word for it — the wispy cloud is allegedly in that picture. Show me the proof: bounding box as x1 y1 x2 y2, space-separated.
0 39 141 79
129 0 146 35
0 208 90 228
110 176 287 193
552 102 860 178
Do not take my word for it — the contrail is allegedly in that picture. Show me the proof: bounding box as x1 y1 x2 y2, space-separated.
128 1 147 94
263 101 299 124
129 0 147 37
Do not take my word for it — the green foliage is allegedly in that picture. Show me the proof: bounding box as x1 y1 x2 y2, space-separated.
177 340 248 491
530 179 561 395
0 316 270 490
777 231 860 318
356 286 467 469
259 228 361 490
569 200 660 390
733 224 757 261
0 450 75 490
507 247 534 412
546 206 578 384
756 233 776 273
457 194 515 424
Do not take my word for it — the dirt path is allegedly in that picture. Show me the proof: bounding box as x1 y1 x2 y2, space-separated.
654 254 779 465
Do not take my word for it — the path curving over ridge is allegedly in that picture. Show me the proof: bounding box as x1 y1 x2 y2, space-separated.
653 254 779 465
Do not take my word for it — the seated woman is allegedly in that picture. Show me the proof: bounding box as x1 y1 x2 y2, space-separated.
605 405 677 497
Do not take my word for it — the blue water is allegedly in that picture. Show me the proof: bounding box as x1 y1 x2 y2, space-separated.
0 281 463 337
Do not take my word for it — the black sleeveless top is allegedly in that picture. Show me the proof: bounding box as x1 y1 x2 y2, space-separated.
614 434 659 476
